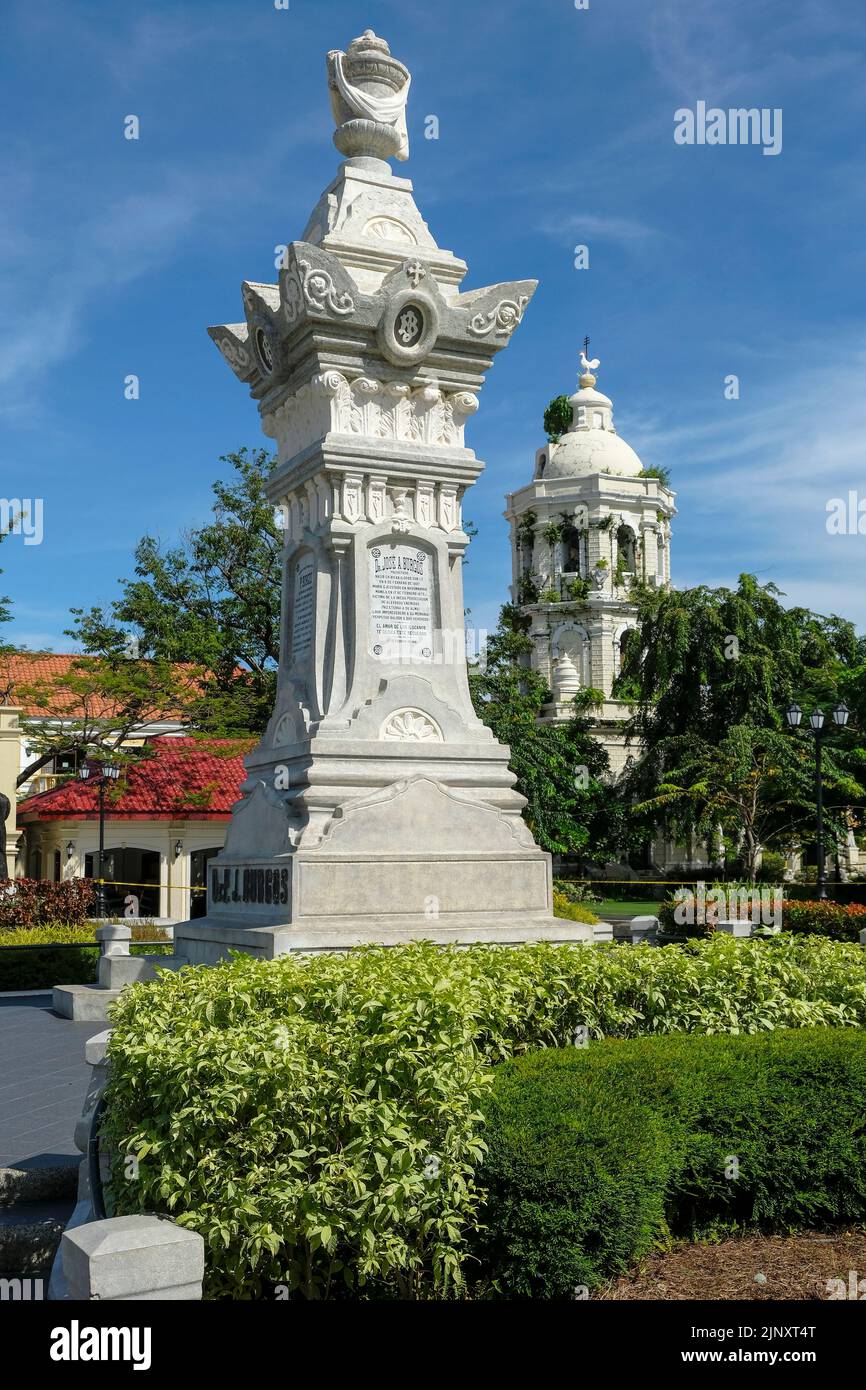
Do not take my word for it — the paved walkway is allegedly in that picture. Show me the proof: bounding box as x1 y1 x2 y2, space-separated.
0 994 104 1169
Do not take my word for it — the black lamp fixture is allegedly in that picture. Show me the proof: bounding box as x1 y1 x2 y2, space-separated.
785 698 855 901
174 839 184 860
785 702 803 729
65 840 75 861
78 759 121 917
80 761 120 782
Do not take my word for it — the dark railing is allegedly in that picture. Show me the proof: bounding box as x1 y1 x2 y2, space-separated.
0 940 171 951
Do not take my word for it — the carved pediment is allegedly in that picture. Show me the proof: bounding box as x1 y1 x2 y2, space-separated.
319 775 535 853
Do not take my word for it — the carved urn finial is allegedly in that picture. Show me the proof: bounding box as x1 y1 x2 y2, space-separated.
326 30 412 164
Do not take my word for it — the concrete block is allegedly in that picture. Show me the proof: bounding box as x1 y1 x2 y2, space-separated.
61 1216 205 1301
53 984 122 1022
97 955 157 989
715 919 752 938
629 915 659 945
84 1030 113 1067
95 923 131 957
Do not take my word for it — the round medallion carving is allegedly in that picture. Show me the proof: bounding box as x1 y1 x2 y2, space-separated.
377 287 439 366
255 326 275 375
395 304 424 347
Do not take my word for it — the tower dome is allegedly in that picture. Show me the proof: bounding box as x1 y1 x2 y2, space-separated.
543 361 643 479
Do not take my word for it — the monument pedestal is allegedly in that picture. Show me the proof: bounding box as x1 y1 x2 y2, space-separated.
173 28 591 963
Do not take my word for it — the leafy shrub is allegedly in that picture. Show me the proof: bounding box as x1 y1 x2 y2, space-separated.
552 892 598 924
475 1028 866 1298
757 850 787 883
543 395 572 443
657 882 784 936
564 577 590 603
102 935 866 1298
781 900 866 941
552 878 601 906
638 465 672 488
516 574 540 605
0 877 95 928
786 881 866 907
1 923 101 946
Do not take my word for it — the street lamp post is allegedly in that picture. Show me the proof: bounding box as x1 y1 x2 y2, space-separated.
785 701 850 901
79 760 121 918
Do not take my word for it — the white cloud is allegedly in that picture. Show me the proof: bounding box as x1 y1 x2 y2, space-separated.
621 330 866 628
537 212 666 247
0 114 324 419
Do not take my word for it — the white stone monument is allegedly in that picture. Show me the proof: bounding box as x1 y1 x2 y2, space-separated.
174 29 591 962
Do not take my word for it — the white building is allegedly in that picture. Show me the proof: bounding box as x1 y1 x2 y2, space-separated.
504 355 676 778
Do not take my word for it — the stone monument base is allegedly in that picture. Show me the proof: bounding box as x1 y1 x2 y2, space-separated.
173 772 594 963
173 842 592 964
173 910 592 966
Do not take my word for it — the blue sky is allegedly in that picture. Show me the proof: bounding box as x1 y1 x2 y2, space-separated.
2 0 865 652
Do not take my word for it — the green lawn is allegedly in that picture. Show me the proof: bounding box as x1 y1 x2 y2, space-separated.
595 900 663 918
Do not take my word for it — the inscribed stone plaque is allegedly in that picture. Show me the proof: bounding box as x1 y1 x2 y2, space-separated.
369 544 433 661
290 556 315 664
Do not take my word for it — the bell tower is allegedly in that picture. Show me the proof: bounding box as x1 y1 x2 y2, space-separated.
504 348 677 776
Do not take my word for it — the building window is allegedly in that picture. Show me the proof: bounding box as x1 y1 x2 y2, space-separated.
616 524 637 572
617 628 633 675
53 848 61 882
593 410 604 428
561 524 582 575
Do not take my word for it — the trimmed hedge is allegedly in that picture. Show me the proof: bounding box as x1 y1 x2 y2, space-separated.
0 945 173 992
0 924 172 991
102 936 866 1298
475 1028 866 1298
0 945 100 990
786 881 866 907
656 894 866 940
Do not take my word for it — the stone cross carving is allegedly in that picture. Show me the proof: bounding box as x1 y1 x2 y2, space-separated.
327 30 411 162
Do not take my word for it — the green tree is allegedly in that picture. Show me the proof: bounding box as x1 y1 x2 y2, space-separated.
543 395 572 443
0 528 17 701
71 448 280 735
618 573 865 744
469 605 629 860
11 655 212 788
617 574 866 869
633 723 859 882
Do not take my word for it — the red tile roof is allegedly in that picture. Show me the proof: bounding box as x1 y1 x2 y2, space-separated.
17 737 254 822
0 652 201 719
